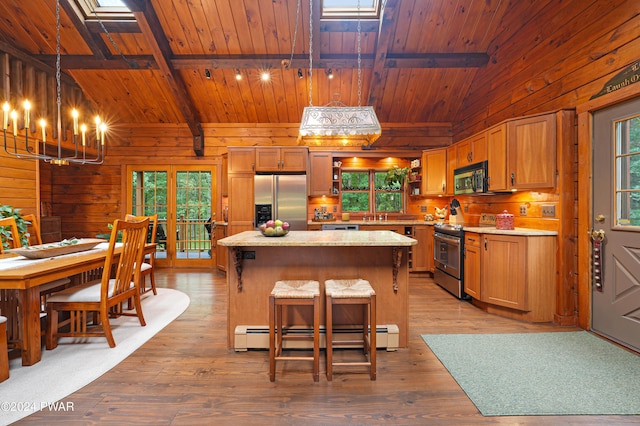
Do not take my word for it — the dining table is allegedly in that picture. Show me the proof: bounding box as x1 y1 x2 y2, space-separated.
0 241 156 366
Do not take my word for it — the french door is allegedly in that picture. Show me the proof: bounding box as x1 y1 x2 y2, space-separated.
127 165 217 267
592 97 640 352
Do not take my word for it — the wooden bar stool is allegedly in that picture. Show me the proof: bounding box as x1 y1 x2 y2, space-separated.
0 316 9 382
269 280 320 382
325 279 376 381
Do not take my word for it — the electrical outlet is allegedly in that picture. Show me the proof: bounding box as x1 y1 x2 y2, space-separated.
519 204 528 216
242 251 255 259
333 205 337 212
420 205 427 212
464 204 469 213
542 205 556 217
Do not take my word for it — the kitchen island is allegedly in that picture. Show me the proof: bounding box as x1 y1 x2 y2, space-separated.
218 230 417 350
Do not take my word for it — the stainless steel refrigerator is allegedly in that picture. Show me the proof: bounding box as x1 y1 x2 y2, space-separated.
254 174 307 230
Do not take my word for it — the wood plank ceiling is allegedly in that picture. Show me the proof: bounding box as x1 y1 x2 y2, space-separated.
0 0 511 152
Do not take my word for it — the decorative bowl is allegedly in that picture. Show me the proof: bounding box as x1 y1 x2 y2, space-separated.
258 220 290 237
8 238 106 259
259 228 289 237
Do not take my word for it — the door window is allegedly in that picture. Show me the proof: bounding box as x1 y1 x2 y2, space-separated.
614 115 640 227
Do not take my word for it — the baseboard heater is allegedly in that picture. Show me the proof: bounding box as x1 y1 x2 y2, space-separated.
234 324 399 352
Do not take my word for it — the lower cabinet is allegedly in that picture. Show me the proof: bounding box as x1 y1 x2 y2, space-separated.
464 233 556 322
215 224 228 271
411 225 433 272
463 233 481 299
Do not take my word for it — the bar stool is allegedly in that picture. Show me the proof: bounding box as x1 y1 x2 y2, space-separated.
325 279 376 381
0 316 9 382
269 280 320 382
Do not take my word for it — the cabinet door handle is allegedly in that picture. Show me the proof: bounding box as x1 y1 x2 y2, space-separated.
484 237 488 250
442 183 445 192
467 237 476 243
511 172 515 186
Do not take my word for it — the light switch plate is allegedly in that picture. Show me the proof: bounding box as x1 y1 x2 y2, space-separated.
542 205 556 217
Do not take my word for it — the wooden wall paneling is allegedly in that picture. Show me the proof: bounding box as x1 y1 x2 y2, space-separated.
456 0 636 137
554 109 578 325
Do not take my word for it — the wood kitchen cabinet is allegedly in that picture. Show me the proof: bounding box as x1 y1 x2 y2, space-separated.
227 173 254 236
445 145 457 196
486 113 556 191
463 232 481 299
456 132 487 167
214 224 228 271
255 147 307 172
422 148 447 196
480 233 556 322
308 151 333 196
410 225 433 272
228 148 255 174
486 123 508 191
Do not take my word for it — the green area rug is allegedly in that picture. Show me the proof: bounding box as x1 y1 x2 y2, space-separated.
421 331 640 416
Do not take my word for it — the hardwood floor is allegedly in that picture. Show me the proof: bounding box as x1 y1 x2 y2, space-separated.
18 270 639 425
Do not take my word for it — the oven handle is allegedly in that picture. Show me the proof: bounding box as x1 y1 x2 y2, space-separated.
434 233 461 245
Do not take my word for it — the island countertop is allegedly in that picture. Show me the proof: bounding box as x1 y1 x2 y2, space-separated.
218 230 417 247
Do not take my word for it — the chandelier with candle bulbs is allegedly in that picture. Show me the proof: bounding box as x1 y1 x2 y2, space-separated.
2 0 106 166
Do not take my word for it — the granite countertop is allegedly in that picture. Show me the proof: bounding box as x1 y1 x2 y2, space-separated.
462 226 558 236
218 230 417 247
308 220 439 226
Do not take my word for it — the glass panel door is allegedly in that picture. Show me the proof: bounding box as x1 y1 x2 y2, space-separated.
174 168 214 267
127 165 216 267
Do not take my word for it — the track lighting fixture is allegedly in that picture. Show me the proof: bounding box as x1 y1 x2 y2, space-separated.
235 69 242 81
205 69 211 79
327 68 334 79
298 68 304 79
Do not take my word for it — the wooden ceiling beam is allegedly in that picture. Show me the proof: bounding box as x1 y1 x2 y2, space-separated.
367 0 398 110
32 53 489 70
121 0 204 156
59 0 111 60
36 52 487 71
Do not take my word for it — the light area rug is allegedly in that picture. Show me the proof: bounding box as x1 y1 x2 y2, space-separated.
0 288 189 425
421 331 640 416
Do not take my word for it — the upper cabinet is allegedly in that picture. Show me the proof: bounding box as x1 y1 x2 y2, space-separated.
255 147 308 172
308 152 333 196
228 148 256 174
456 132 487 167
487 113 556 191
422 148 447 196
445 145 457 196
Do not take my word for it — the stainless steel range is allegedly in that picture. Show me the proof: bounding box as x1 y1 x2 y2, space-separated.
433 223 467 299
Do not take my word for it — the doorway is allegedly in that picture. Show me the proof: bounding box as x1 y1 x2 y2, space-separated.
592 97 640 352
127 165 217 267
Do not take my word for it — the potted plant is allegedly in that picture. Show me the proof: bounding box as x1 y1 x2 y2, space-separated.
384 165 411 189
0 204 30 249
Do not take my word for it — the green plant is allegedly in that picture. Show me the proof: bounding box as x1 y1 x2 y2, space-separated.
0 205 30 249
384 165 410 186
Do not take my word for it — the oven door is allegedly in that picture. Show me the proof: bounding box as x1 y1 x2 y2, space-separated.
434 232 461 279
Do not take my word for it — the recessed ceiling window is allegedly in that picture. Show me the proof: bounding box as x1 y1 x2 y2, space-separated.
322 0 380 19
96 0 128 6
73 0 133 21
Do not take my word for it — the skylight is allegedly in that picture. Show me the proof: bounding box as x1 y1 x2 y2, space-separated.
73 0 133 21
96 0 128 7
322 0 380 19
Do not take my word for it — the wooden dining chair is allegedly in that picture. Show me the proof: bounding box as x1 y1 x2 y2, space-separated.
0 216 21 253
21 214 72 312
125 213 158 295
45 218 149 349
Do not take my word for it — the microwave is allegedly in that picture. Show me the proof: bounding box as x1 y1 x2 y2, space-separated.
454 160 489 194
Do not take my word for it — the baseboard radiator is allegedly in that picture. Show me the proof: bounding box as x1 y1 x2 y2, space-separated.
234 324 399 352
